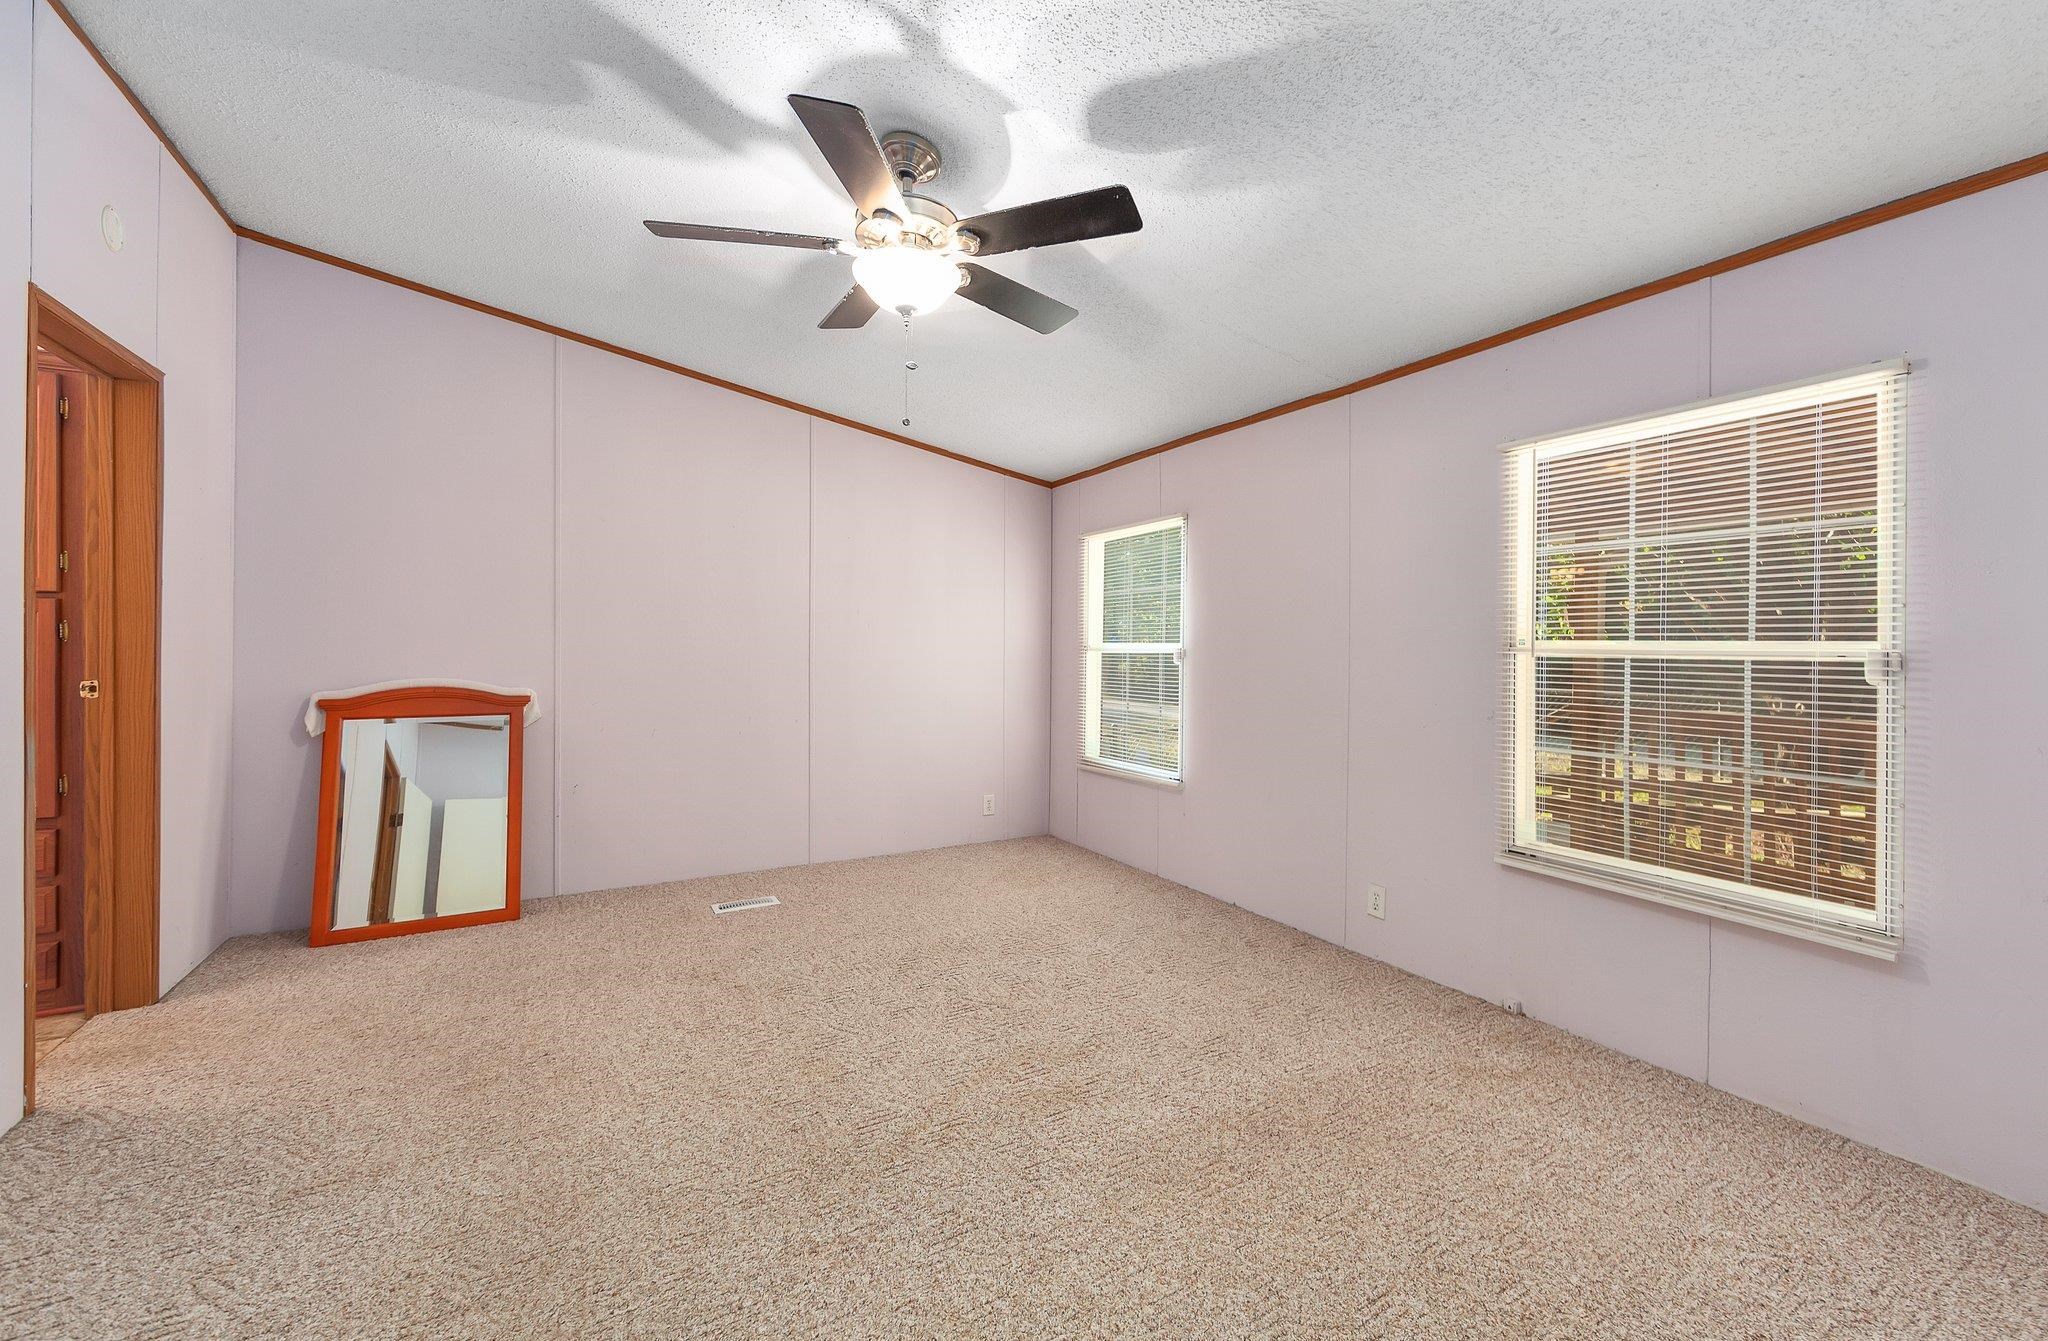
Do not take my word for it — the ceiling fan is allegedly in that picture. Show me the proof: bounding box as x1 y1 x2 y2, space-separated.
644 94 1143 335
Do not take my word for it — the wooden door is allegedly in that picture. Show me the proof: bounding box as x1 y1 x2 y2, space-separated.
31 366 91 1016
365 747 405 926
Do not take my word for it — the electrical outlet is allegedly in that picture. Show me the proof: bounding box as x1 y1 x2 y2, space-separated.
1367 884 1386 919
982 793 996 816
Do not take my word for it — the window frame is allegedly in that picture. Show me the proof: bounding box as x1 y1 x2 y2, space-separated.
1500 363 1906 959
1080 514 1188 787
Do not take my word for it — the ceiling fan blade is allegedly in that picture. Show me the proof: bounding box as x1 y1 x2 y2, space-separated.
643 221 841 250
787 94 908 221
819 285 881 330
955 185 1142 257
958 264 1078 334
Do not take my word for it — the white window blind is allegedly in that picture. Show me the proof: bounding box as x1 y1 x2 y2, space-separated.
1080 516 1186 783
1500 364 1906 957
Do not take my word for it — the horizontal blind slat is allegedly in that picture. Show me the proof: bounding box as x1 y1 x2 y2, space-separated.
1504 368 1903 948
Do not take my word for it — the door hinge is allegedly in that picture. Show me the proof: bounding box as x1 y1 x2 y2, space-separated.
56 774 67 797
56 619 68 642
57 396 69 422
77 679 100 700
57 550 68 574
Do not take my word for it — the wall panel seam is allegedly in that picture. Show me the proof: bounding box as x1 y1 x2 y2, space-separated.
152 145 161 357
550 336 563 899
1001 482 1008 842
1343 394 1355 951
1045 493 1055 833
221 219 238 951
805 417 814 866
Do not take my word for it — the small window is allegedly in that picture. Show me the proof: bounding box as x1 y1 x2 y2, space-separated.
1500 365 1905 957
1080 516 1186 784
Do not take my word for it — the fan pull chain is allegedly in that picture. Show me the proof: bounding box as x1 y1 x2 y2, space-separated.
901 315 917 429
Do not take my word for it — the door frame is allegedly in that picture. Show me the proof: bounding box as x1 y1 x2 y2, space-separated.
21 285 162 1113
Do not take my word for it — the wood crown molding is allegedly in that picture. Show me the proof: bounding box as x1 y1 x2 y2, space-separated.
1050 147 2048 487
27 284 163 384
43 0 2048 492
42 0 234 229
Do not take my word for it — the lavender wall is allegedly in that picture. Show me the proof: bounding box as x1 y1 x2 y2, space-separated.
232 245 555 933
1 0 240 1131
230 243 1051 933
2 0 32 1130
151 126 239 994
553 342 809 893
809 423 1029 863
1052 173 2048 1212
10 0 2040 1210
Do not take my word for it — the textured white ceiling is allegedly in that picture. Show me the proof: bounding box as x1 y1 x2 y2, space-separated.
66 0 2048 479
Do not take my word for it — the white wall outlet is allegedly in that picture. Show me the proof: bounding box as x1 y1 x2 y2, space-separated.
1367 884 1386 919
982 793 996 817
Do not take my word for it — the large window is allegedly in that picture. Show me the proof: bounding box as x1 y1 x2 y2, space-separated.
1081 516 1186 783
1501 364 1905 956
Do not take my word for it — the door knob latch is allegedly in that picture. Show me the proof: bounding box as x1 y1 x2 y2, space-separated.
78 679 100 700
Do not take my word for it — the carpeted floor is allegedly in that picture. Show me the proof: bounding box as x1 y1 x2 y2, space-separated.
2 837 2044 1338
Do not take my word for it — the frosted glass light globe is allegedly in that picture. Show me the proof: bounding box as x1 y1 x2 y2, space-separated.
851 245 964 316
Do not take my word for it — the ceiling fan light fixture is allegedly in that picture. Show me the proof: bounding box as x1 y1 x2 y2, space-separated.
864 210 904 244
645 94 1143 334
850 245 964 317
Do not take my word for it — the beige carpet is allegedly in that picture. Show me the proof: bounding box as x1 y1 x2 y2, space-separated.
2 838 2044 1338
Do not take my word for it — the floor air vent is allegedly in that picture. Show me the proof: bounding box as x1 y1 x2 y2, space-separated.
711 895 781 916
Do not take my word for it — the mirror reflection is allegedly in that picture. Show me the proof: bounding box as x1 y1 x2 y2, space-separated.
330 714 511 931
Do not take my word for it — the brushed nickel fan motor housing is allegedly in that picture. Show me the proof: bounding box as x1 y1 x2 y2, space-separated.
851 131 956 251
881 130 942 188
855 190 958 251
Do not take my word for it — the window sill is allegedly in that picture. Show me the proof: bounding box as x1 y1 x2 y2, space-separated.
1078 760 1184 792
1495 851 1899 961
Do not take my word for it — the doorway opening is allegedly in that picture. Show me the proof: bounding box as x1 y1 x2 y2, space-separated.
21 286 162 1112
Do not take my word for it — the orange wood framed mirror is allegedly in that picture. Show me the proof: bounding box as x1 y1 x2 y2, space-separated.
308 686 526 947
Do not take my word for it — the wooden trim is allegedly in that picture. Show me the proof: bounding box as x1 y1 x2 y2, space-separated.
37 0 2048 491
1052 147 2048 487
307 686 533 730
28 0 2048 487
307 686 526 949
107 377 161 1008
20 293 33 1109
22 286 164 1114
232 230 1054 488
76 369 112 1017
27 287 162 385
40 0 234 230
